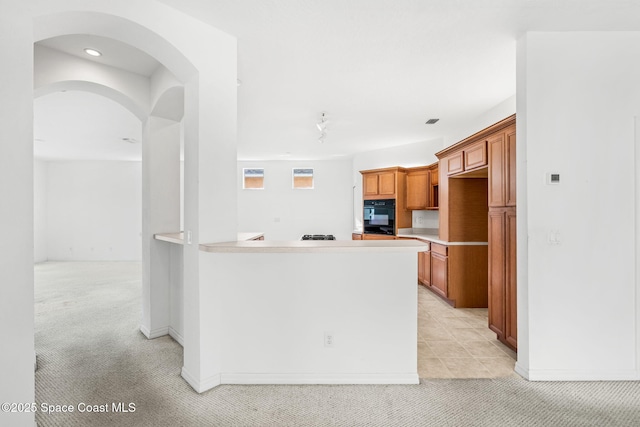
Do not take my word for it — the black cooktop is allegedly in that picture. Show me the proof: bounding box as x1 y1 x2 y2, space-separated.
301 234 336 240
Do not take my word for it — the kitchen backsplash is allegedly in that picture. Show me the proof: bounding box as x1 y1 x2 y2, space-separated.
412 210 439 229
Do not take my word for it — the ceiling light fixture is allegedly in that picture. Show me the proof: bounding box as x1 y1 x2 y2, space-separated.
425 118 440 124
316 112 328 143
316 112 328 132
84 48 102 57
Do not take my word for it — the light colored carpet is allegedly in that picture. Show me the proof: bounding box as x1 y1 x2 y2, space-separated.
35 261 640 427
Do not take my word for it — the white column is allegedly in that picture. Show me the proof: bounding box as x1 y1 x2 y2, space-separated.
181 48 237 392
141 116 181 339
0 4 35 427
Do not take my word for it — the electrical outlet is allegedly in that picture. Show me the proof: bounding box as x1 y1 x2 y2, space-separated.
324 332 334 348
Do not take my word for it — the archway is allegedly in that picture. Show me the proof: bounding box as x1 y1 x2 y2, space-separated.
0 3 237 424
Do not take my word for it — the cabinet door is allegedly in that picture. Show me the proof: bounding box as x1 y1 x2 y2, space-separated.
351 233 363 240
506 126 517 206
417 252 425 284
422 251 431 286
378 172 396 196
363 174 379 196
488 132 506 207
505 208 517 349
429 167 439 208
430 252 448 298
446 152 464 175
464 140 488 171
406 172 428 209
488 209 506 337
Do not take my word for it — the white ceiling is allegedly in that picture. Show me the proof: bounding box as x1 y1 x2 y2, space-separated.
33 0 640 162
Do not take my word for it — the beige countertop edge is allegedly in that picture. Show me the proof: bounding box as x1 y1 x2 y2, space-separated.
396 233 488 246
199 240 429 253
155 231 265 246
351 230 487 246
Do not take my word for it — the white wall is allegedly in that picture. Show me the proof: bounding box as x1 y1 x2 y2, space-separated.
209 249 419 384
44 161 142 261
517 32 640 380
0 3 35 425
238 160 353 240
352 138 444 231
34 159 48 262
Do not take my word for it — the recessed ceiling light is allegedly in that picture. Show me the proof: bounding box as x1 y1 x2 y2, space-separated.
425 118 440 125
84 48 102 57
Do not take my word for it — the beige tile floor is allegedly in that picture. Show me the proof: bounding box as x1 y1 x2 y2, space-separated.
417 284 518 378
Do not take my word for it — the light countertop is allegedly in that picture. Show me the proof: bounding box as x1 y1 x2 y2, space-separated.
155 231 264 245
352 228 488 246
199 239 428 253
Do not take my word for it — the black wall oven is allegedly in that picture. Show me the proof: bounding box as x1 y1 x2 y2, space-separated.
363 199 395 235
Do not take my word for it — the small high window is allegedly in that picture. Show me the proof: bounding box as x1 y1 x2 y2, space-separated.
243 168 264 189
293 168 314 189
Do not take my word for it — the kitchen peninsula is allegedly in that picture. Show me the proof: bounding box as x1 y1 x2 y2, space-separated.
154 232 427 389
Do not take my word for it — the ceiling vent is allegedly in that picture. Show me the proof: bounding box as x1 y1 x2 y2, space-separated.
425 118 439 124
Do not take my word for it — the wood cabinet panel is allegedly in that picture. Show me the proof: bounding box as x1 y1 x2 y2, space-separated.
506 126 517 206
488 207 517 351
488 132 506 207
488 125 516 208
351 233 363 240
464 140 488 171
431 252 448 298
378 172 396 195
363 174 379 197
418 251 431 287
505 209 517 348
362 234 396 240
488 209 506 337
446 152 464 175
406 170 428 209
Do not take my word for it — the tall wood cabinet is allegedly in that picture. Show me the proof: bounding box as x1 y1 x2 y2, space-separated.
360 167 412 235
487 119 517 351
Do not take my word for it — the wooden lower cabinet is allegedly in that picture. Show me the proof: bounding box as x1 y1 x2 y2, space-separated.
352 233 363 240
488 207 517 350
418 249 431 287
362 234 396 240
414 240 488 308
430 251 448 298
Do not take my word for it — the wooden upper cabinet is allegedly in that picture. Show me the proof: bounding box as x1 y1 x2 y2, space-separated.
488 132 506 207
406 163 439 210
446 152 464 175
406 168 429 209
488 125 516 208
362 170 397 198
378 171 396 196
464 140 488 171
363 174 380 197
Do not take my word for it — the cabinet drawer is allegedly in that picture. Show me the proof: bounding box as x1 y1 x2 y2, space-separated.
431 243 448 256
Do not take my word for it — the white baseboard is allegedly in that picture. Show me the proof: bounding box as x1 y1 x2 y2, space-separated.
181 367 222 393
220 372 420 385
525 368 639 381
168 327 184 346
514 361 528 379
140 325 170 339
